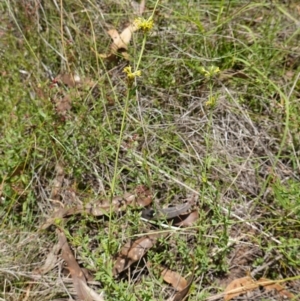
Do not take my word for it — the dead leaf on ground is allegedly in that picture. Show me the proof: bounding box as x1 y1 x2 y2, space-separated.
54 73 82 87
57 229 104 301
52 93 72 120
168 274 194 301
51 73 97 119
113 232 167 276
99 0 146 60
224 276 294 301
135 185 153 207
175 211 199 227
256 278 294 299
99 23 139 61
161 268 187 291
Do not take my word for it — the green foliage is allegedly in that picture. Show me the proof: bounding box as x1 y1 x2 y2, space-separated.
1 0 300 300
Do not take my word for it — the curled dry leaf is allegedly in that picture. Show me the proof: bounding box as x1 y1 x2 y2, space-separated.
175 211 199 227
224 276 294 301
113 232 167 276
100 23 139 60
57 230 104 301
161 268 187 291
99 0 147 60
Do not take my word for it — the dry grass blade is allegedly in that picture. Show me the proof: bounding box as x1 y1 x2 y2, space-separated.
57 230 104 301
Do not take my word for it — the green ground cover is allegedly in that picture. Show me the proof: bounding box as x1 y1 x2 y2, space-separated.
1 0 300 300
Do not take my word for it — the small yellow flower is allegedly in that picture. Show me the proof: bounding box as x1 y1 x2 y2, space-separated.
205 95 217 107
200 66 220 79
134 17 154 33
123 66 142 80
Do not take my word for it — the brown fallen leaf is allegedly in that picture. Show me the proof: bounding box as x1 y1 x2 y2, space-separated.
99 23 139 61
168 274 194 301
58 230 104 301
175 211 199 227
224 276 294 301
224 276 256 301
54 73 82 87
257 278 294 299
135 185 153 207
52 92 72 120
161 268 187 291
0 176 6 198
113 232 167 276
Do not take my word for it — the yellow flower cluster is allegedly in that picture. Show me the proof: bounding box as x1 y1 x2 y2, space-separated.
205 95 217 107
123 66 141 80
200 66 220 79
134 17 154 33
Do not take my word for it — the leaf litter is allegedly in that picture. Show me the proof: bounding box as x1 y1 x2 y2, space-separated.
223 276 294 301
113 232 168 276
57 229 104 301
98 0 146 60
167 274 194 301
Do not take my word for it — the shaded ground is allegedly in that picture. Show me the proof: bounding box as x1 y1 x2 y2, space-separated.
1 0 300 300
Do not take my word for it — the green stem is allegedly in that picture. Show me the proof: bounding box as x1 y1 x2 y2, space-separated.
107 30 149 252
